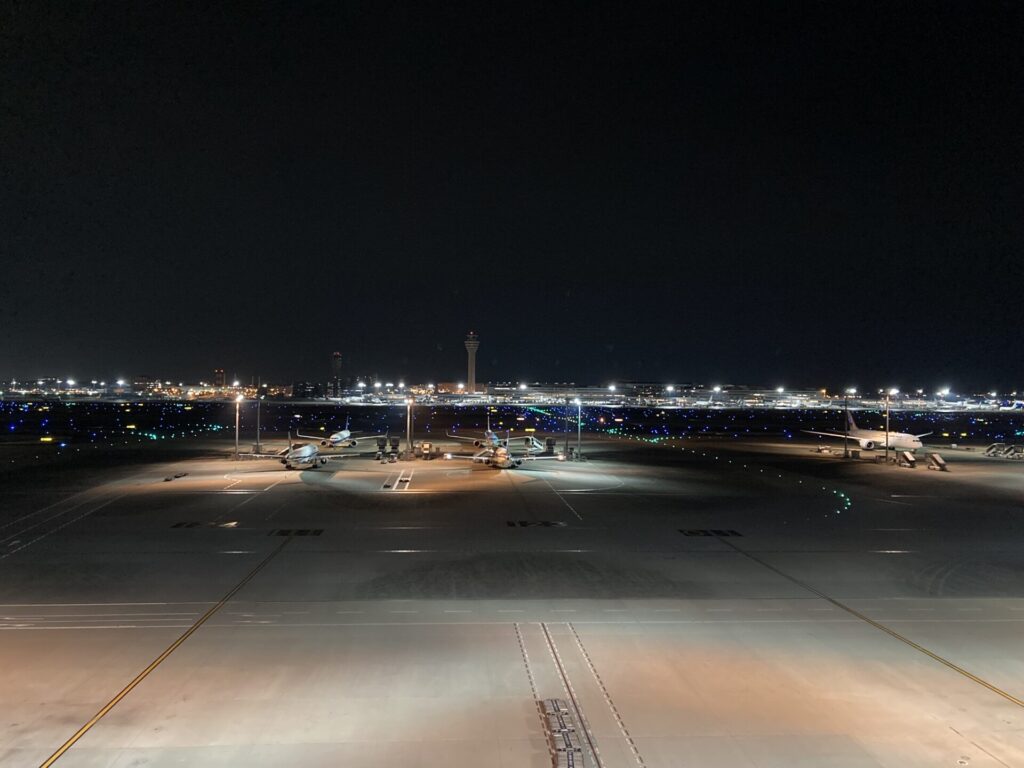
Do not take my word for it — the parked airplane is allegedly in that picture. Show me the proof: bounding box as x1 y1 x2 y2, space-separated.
444 441 565 469
443 420 561 468
253 433 362 469
446 414 506 449
447 414 550 455
297 417 384 448
804 412 930 452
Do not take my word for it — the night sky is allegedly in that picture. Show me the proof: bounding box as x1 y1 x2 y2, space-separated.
3 2 1022 389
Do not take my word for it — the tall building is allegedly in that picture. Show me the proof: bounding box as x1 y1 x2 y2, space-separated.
330 351 342 397
464 331 480 393
213 368 226 387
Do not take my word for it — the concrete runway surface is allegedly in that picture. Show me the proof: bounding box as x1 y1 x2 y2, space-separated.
2 436 1023 767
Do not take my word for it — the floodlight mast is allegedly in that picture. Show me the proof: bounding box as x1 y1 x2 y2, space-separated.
234 394 244 460
574 398 582 458
844 388 856 458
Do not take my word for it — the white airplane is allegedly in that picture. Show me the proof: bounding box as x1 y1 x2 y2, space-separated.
252 433 360 469
444 442 565 469
297 417 385 448
446 414 507 449
804 411 931 452
447 414 550 455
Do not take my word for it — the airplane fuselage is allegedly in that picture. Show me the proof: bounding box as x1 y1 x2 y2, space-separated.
280 443 328 469
480 447 522 468
847 429 923 451
322 430 357 447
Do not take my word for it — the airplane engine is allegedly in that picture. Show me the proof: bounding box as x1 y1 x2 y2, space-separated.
349 440 358 447
320 457 328 465
280 458 288 465
860 440 876 450
321 440 328 446
474 440 484 448
514 459 523 467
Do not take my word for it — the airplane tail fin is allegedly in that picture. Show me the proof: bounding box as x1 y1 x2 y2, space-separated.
344 415 351 431
288 431 293 450
486 412 491 434
846 410 858 432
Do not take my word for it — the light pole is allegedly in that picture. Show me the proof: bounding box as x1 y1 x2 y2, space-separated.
885 388 898 464
406 398 414 454
234 394 244 460
844 388 856 458
574 397 582 459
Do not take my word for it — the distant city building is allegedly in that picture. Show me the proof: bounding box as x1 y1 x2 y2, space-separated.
330 351 342 398
464 331 480 393
213 368 226 387
291 381 323 399
132 375 156 393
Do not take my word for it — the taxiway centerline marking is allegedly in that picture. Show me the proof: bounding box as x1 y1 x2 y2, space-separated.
0 493 94 534
567 622 647 767
0 498 94 544
540 622 603 768
542 479 584 521
716 536 1024 710
0 495 126 561
39 535 293 767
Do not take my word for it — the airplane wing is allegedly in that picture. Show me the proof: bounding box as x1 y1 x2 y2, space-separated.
914 432 932 438
248 450 291 459
443 449 492 462
802 430 849 440
347 433 387 443
296 431 386 443
445 432 483 443
519 453 566 462
322 453 359 461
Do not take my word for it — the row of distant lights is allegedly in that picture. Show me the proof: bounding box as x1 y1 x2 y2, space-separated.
12 381 1012 399
596 411 856 518
15 378 246 388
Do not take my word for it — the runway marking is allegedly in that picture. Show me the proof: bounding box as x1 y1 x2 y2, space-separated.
0 495 126 561
444 609 472 613
0 497 94 544
39 535 293 767
513 623 549 744
0 494 93 534
540 622 603 768
397 469 414 490
0 611 200 618
949 725 1013 768
0 625 193 631
0 602 211 607
567 622 647 768
542 479 584 521
716 537 1024 710
19 618 1024 631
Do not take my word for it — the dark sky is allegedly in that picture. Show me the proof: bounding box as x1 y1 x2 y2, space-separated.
2 1 1022 389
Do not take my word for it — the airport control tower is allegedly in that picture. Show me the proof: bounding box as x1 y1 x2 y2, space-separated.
464 331 479 393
